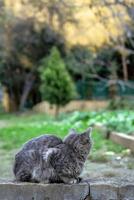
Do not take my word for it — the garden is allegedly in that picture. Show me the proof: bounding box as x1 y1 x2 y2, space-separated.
0 110 134 183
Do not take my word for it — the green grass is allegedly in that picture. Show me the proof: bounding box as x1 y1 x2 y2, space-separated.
1 110 134 134
0 111 126 153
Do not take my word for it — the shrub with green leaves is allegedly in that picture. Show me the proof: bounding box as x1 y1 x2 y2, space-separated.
39 47 76 115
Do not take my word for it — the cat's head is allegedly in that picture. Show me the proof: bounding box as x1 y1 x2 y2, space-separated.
63 127 92 157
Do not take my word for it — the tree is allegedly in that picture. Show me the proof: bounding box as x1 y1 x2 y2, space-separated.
0 11 65 111
39 46 76 116
89 0 134 81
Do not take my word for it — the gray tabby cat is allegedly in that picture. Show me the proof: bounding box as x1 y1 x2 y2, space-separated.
13 127 92 184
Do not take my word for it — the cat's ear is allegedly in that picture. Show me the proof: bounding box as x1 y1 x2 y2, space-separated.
83 127 92 137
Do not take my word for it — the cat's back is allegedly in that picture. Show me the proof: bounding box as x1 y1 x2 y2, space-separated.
23 134 63 151
51 143 77 168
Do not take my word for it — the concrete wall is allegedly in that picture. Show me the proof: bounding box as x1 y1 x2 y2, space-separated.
0 180 134 200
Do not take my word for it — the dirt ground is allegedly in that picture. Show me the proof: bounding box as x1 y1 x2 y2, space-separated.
83 157 134 184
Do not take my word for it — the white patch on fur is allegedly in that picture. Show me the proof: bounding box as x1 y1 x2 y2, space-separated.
32 168 37 179
43 148 57 162
32 167 40 180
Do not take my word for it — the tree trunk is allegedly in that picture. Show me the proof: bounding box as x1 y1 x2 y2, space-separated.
19 73 35 111
2 87 11 112
122 54 128 81
109 81 118 100
2 87 19 112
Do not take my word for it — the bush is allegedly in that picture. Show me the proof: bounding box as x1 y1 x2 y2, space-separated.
39 47 76 116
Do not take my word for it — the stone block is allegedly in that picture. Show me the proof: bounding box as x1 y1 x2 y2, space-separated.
90 182 118 200
0 182 89 200
0 180 134 200
119 184 134 200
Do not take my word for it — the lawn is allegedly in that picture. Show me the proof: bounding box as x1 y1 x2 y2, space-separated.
0 110 132 154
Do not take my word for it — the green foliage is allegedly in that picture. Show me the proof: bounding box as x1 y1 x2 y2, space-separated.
39 47 76 109
65 45 94 77
0 110 133 143
59 110 134 134
0 111 126 153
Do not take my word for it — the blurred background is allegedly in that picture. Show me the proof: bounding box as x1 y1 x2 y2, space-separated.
0 0 134 182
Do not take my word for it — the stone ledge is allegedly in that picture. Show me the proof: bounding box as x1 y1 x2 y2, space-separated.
93 123 134 152
0 180 134 200
110 132 134 152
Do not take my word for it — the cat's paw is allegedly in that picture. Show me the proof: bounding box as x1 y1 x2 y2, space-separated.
69 179 77 184
68 178 83 184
